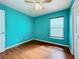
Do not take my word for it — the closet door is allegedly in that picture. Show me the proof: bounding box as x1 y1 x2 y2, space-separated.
0 10 5 52
76 2 79 59
74 0 79 59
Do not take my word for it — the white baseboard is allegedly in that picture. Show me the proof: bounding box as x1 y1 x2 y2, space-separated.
6 39 33 50
34 39 69 48
69 48 73 55
0 50 5 53
34 39 75 55
5 38 70 52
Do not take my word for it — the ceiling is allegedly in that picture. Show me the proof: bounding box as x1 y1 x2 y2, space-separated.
0 0 72 17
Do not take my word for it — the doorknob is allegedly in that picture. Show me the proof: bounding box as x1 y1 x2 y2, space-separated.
0 32 4 34
78 36 79 38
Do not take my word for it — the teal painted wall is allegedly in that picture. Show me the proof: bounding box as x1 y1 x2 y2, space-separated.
0 4 33 48
72 0 74 5
34 9 69 46
0 1 73 48
69 7 73 50
69 0 74 52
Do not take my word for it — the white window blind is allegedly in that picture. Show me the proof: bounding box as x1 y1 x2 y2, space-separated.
50 17 64 39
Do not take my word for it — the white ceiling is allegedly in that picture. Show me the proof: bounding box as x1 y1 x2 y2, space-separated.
0 0 72 17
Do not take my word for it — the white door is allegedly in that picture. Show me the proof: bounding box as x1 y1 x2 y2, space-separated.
75 14 79 59
0 10 5 52
74 0 79 59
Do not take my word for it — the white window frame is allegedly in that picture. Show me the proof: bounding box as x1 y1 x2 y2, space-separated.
50 17 64 40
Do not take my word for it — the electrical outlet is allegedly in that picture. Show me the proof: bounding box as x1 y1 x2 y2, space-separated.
17 37 22 41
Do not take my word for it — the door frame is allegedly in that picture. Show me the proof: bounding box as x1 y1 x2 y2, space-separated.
73 0 79 59
0 9 5 53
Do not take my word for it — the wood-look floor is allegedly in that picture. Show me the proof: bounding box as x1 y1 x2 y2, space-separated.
0 40 74 59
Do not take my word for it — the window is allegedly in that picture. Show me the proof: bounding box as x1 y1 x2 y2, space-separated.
50 17 64 39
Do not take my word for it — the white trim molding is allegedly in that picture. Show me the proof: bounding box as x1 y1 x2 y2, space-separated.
5 38 71 55
69 48 74 55
6 39 33 50
34 39 75 55
0 10 5 53
34 39 69 48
